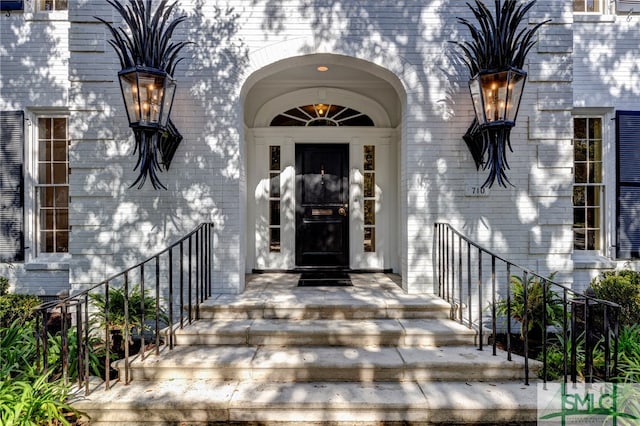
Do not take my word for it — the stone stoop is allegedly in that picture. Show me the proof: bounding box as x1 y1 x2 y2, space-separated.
72 273 541 425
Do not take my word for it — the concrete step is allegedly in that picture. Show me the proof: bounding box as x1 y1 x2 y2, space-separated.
199 291 452 320
170 318 477 347
73 379 539 425
119 345 537 383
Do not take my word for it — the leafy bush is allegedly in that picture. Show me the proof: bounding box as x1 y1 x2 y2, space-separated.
590 270 640 328
538 331 585 381
0 293 41 328
89 283 168 333
0 276 9 296
496 272 563 339
617 324 640 384
0 320 82 425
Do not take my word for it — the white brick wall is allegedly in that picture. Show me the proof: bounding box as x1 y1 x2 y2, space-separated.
2 0 638 296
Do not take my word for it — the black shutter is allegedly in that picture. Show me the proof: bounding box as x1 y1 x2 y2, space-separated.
0 111 24 261
616 110 640 258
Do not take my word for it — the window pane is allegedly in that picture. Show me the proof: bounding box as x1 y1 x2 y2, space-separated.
41 209 54 230
587 230 600 250
587 207 599 228
40 187 54 207
56 210 68 230
364 173 375 198
589 118 602 140
41 231 54 252
39 140 50 161
53 163 67 184
574 118 586 139
573 186 585 206
574 208 586 228
270 173 280 198
364 199 375 226
270 146 280 171
269 228 281 253
364 227 375 253
56 0 68 10
53 118 66 139
38 117 51 139
586 186 600 207
56 230 69 252
574 139 587 161
53 141 67 161
364 146 375 171
575 163 587 183
55 186 68 207
270 201 280 226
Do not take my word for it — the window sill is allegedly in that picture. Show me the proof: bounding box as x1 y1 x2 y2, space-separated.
573 14 616 23
25 262 69 271
572 252 616 270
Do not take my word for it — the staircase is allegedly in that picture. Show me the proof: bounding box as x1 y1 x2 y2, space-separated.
73 273 540 425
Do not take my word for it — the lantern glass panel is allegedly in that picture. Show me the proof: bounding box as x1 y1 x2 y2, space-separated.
160 77 176 128
480 71 509 124
469 77 484 124
506 71 526 122
119 71 140 124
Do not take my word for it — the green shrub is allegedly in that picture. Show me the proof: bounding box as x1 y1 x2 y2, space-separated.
0 276 9 296
617 324 640 384
0 293 41 329
0 320 82 425
590 270 640 328
496 272 563 339
538 331 585 381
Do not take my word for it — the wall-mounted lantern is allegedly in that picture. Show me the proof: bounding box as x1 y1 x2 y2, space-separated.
452 0 549 188
469 67 526 129
96 0 190 190
118 67 177 131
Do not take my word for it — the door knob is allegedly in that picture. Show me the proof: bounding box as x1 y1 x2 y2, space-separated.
338 207 347 216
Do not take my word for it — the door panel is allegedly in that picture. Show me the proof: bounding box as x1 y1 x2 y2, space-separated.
296 144 349 267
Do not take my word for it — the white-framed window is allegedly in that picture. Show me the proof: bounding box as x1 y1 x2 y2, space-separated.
573 116 604 252
34 116 69 256
39 0 67 11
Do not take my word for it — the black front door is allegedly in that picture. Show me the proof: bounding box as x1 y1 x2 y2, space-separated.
295 144 349 267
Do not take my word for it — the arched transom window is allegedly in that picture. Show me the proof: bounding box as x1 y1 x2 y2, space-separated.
270 104 375 127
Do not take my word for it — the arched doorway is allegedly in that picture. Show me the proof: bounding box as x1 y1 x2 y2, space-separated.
243 55 402 273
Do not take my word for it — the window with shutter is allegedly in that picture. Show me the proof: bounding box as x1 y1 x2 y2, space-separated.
0 111 25 262
616 110 640 258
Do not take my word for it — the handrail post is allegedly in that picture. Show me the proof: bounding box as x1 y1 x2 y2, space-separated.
491 255 496 356
542 278 548 383
506 263 512 362
478 249 483 351
155 255 160 356
457 234 463 323
61 302 69 385
180 240 184 329
84 293 90 395
124 272 130 385
139 263 145 361
169 246 174 350
522 270 529 385
467 240 472 329
104 280 110 390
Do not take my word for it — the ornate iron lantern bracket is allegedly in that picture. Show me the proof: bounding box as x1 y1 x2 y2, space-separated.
96 0 190 190
452 0 550 189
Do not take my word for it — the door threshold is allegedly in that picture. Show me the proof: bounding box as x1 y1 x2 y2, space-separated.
252 268 393 274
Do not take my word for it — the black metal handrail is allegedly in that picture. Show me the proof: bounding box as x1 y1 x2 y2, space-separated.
434 222 619 384
33 222 214 395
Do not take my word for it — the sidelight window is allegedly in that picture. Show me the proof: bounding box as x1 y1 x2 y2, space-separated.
364 145 376 252
269 146 281 252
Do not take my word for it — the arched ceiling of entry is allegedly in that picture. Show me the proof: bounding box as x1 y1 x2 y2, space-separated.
243 53 403 128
